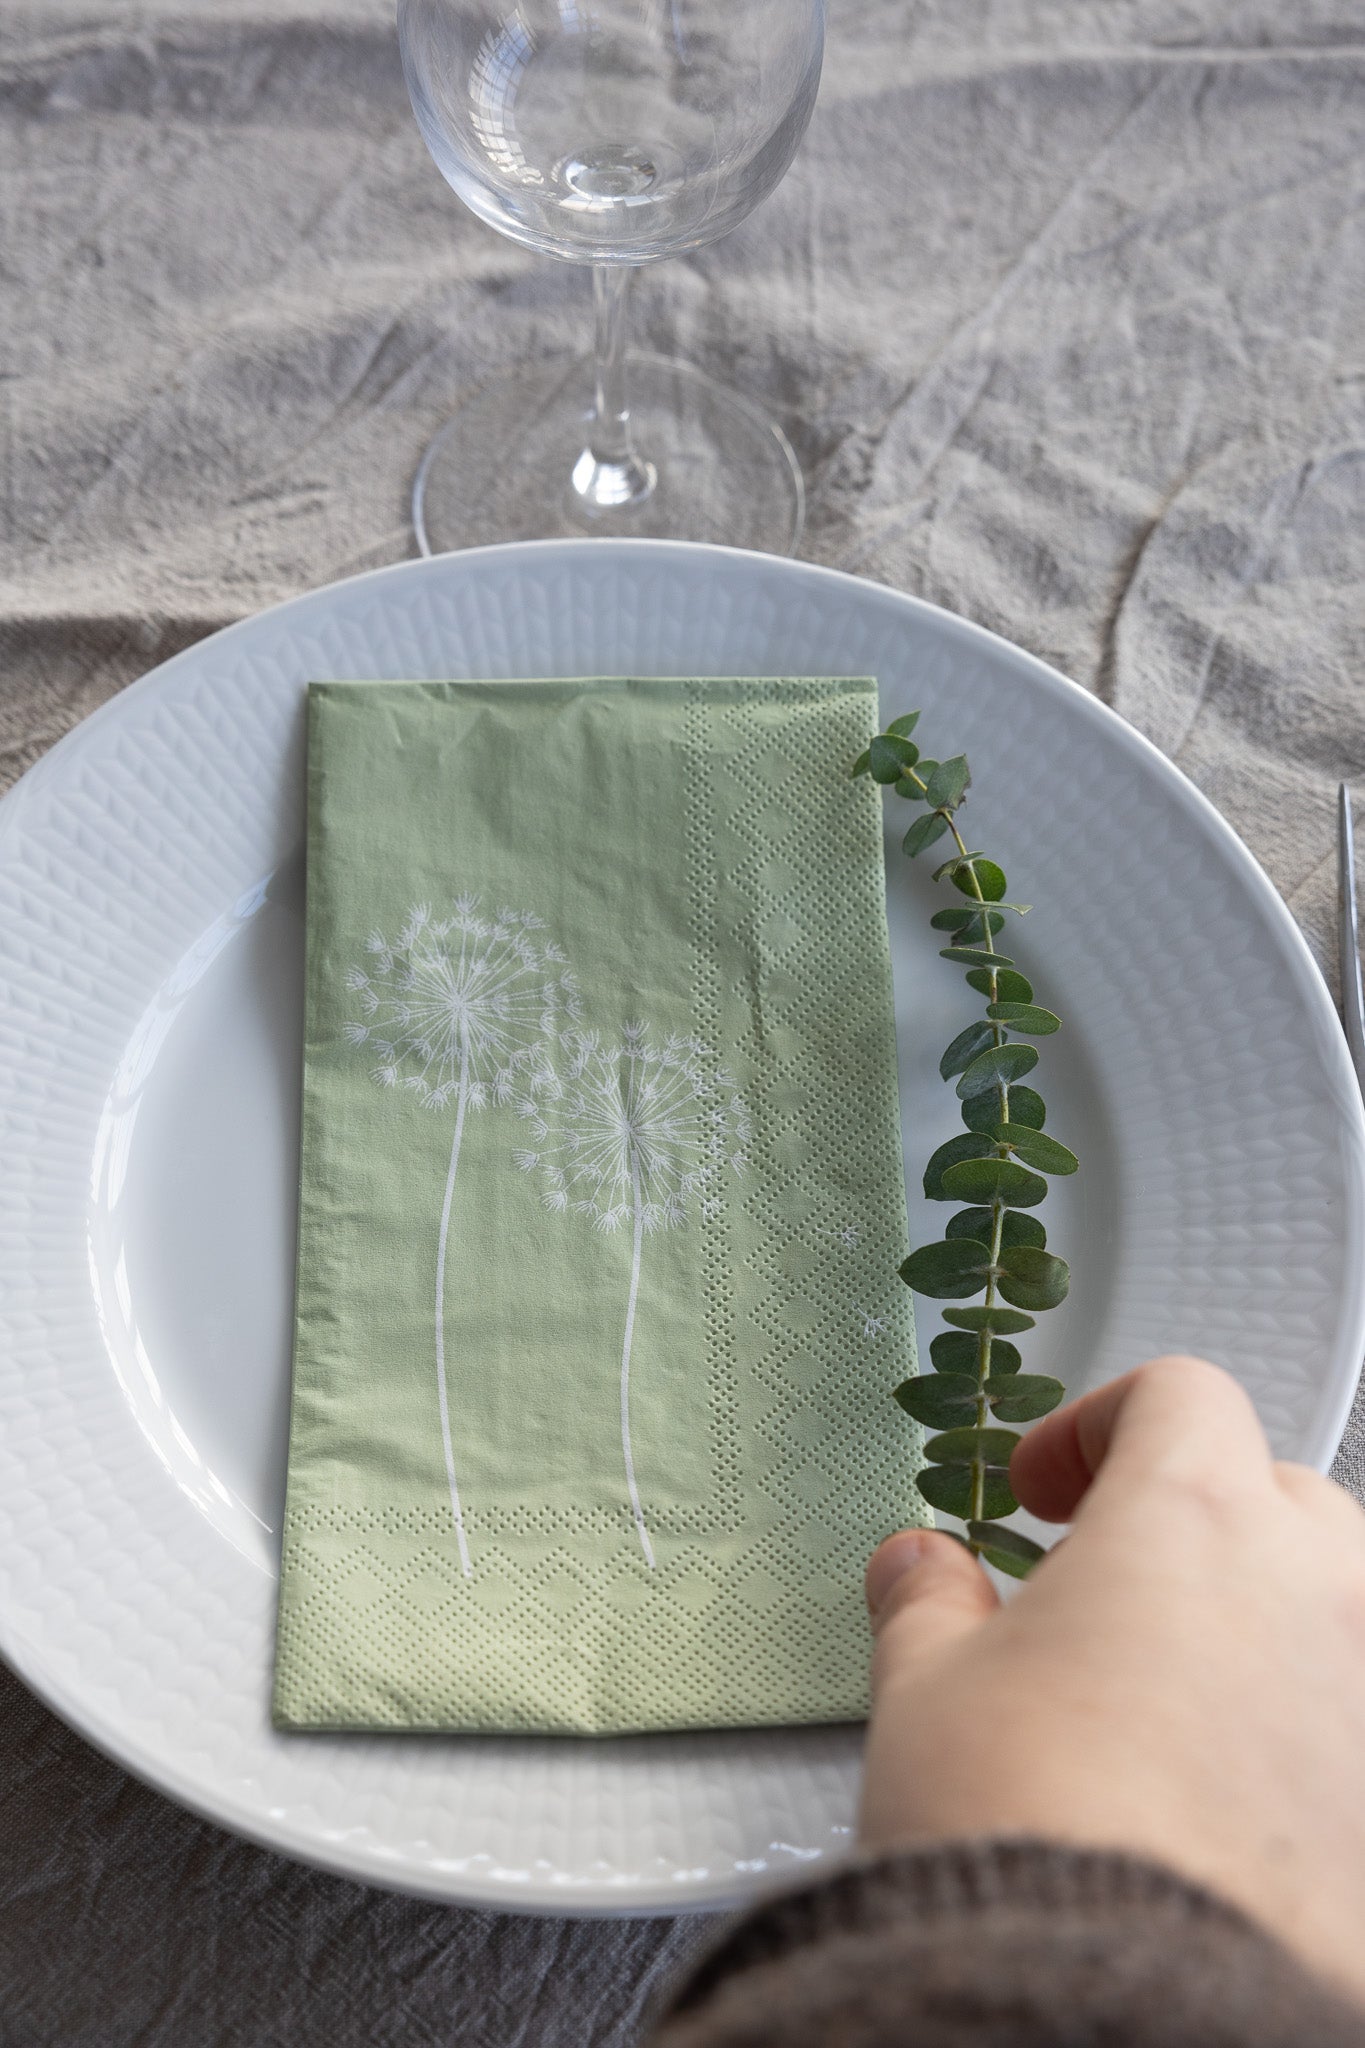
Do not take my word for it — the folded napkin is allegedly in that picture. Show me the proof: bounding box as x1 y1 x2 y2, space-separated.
273 677 925 1735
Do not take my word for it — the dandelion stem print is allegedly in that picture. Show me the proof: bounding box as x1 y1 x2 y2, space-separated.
515 1025 748 1566
345 899 577 1576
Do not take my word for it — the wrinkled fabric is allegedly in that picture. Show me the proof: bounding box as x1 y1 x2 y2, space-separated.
1 0 1363 2039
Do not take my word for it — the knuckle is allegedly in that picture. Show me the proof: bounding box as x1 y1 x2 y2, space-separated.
1139 1451 1253 1522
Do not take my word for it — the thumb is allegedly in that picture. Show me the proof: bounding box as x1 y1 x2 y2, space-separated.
866 1529 1000 1687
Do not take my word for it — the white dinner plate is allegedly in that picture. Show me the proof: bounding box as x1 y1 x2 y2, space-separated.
1 540 1362 1915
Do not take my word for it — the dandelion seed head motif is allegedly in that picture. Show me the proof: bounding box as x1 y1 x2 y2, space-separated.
343 898 579 1108
514 1023 748 1234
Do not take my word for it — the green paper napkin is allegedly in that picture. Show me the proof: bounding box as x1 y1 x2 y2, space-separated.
273 677 927 1736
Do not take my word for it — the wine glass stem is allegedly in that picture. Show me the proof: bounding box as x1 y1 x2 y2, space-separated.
571 265 657 514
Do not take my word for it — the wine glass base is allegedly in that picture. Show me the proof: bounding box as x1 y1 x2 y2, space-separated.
411 352 804 558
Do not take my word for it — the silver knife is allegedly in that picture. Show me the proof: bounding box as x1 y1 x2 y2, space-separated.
1339 783 1365 1098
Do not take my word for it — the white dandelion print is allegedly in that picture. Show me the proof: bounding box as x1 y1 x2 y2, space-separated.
514 1024 748 1566
344 897 578 1576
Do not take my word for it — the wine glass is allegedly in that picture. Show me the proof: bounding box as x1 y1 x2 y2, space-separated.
398 0 825 556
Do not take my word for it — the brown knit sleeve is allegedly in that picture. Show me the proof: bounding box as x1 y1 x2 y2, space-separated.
645 1838 1365 2048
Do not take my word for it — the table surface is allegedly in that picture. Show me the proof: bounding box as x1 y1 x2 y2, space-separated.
3 0 1365 2039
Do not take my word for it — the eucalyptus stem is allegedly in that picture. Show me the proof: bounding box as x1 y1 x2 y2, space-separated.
851 714 1079 1578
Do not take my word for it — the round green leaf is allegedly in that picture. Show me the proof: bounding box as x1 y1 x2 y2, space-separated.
952 858 1007 902
966 1522 1046 1576
903 811 949 858
943 1305 1037 1335
966 966 1034 1004
870 733 919 783
899 1237 993 1299
924 754 971 809
923 1133 992 1201
893 1372 978 1427
956 1042 1039 1099
934 850 986 884
986 1002 1060 1036
887 712 921 739
939 1020 997 1081
990 1125 1078 1176
946 1207 1047 1250
915 1463 1017 1520
940 1155 1048 1207
944 1207 992 1243
926 1425 1022 1465
952 917 1005 950
996 1245 1071 1311
913 757 939 785
931 1331 1023 1376
931 906 1004 937
986 1373 1066 1421
850 749 872 779
962 1084 1046 1134
940 945 1016 970
894 773 924 797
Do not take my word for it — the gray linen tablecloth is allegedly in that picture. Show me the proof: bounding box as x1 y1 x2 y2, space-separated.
3 0 1364 2039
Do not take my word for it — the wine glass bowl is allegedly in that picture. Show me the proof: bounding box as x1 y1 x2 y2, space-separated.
398 0 826 555
400 0 824 264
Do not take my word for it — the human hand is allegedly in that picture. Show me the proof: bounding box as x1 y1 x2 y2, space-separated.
860 1355 1365 2008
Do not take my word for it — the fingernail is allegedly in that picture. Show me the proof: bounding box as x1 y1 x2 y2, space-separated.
865 1530 935 1618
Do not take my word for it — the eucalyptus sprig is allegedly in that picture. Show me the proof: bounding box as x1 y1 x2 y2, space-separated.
852 714 1077 1578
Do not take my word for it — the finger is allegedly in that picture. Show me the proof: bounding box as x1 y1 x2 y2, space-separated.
866 1529 1000 1684
1010 1354 1270 1525
1274 1461 1365 1540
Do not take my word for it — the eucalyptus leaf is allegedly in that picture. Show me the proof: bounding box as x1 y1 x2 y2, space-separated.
904 812 949 858
961 1085 1046 1134
925 754 971 808
894 773 924 798
931 1331 1022 1377
913 758 940 785
887 713 921 739
990 1126 1078 1175
931 906 1004 937
899 1237 994 1299
958 913 1007 945
996 1245 1071 1310
893 1372 978 1427
934 851 987 884
939 1020 997 1080
940 945 1016 969
923 1133 993 1201
952 858 1007 902
946 1207 1047 1250
926 1425 1022 1465
966 1522 1046 1576
870 733 918 783
966 966 1034 1004
940 1155 1048 1207
986 1002 1060 1036
916 1463 1017 1520
956 1042 1040 1099
986 1373 1066 1421
850 749 871 779
943 1305 1037 1335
